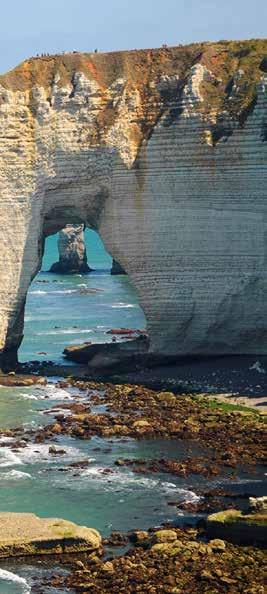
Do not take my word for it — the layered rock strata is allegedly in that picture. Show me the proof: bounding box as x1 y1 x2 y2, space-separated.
0 512 101 557
0 39 266 367
49 223 91 274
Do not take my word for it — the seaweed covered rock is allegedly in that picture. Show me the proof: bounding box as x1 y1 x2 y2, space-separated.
206 508 267 545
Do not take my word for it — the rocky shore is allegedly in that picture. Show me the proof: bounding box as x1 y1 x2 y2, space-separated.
37 525 265 593
24 380 265 476
0 376 265 592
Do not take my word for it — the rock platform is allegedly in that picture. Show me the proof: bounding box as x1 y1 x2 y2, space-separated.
0 513 101 558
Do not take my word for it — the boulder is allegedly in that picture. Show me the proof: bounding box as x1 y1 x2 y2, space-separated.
152 529 178 544
249 496 267 513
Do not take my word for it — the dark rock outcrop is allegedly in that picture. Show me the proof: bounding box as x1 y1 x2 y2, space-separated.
111 259 126 275
49 224 91 274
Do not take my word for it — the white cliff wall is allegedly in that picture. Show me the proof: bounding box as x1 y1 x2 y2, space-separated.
0 41 266 365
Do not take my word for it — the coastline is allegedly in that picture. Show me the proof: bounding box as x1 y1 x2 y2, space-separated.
0 373 265 593
8 351 267 411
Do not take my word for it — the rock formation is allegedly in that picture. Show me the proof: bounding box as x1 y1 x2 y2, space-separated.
0 40 266 368
0 512 101 557
111 259 126 275
49 223 91 274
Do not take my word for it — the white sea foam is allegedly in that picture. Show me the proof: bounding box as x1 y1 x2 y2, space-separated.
224 478 263 485
37 328 93 335
0 469 32 481
18 442 82 465
0 441 82 468
33 385 73 401
19 392 38 400
65 466 160 492
30 289 77 295
0 569 31 593
0 449 24 468
52 289 77 294
111 303 136 309
0 436 15 444
172 488 201 503
79 466 200 503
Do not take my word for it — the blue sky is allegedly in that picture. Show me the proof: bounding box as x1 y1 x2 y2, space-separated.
1 0 266 73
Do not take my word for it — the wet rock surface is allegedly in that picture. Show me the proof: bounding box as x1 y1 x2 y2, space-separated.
0 377 265 592
0 373 47 387
45 525 265 593
206 508 267 545
20 381 265 479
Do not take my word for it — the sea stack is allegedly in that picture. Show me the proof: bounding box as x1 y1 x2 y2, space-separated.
49 224 91 274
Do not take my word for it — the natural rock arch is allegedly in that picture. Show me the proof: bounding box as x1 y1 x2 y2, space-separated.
49 223 126 275
0 40 267 368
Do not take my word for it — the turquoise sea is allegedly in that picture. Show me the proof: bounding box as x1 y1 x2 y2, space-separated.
0 232 265 593
20 230 146 364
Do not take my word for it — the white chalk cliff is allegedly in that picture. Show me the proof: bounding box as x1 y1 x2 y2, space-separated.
0 40 266 367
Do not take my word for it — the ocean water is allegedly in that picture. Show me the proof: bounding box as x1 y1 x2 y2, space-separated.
19 229 146 364
0 381 203 594
1 231 265 593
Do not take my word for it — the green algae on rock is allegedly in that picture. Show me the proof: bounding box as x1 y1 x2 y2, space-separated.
60 525 265 594
206 509 267 545
0 513 101 558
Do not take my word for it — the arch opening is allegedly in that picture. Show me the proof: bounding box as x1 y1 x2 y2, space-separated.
18 226 148 369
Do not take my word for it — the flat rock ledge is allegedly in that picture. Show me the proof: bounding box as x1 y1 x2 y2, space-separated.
0 513 101 558
206 509 267 545
0 373 47 387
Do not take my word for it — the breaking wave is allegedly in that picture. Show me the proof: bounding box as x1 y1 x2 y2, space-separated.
37 328 93 335
0 449 23 468
111 303 136 309
0 470 32 481
78 466 201 501
30 289 76 295
0 569 31 593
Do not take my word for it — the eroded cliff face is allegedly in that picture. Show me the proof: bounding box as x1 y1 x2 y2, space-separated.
0 40 266 367
49 224 90 274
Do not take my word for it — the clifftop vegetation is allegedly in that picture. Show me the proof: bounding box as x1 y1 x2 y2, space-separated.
0 39 266 126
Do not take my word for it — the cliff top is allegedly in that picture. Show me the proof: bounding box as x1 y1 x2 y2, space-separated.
0 39 266 135
1 39 266 93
